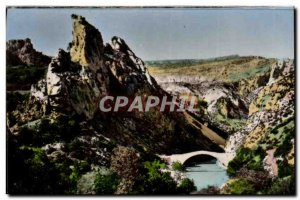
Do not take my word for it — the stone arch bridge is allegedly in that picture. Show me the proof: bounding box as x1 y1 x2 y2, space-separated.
159 151 235 168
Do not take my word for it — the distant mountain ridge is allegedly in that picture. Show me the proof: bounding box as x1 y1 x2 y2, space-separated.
146 54 242 66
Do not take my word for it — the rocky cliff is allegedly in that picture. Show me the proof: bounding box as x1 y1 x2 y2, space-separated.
149 56 295 180
6 38 51 67
8 14 222 160
222 59 294 185
7 14 295 195
24 15 159 120
225 59 294 153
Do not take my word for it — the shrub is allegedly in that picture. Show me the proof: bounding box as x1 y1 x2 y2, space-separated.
133 159 177 194
110 146 140 181
142 170 177 194
264 175 295 195
110 146 140 193
18 114 82 146
143 159 167 179
236 168 271 189
7 145 62 194
177 178 196 194
94 171 120 194
52 158 86 194
227 147 265 176
224 178 255 195
172 161 184 171
277 159 294 178
7 65 47 89
7 92 29 112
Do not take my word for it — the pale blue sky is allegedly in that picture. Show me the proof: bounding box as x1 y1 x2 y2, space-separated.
6 7 294 60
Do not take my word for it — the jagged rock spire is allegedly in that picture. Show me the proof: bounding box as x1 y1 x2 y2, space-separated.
30 14 159 120
70 14 104 71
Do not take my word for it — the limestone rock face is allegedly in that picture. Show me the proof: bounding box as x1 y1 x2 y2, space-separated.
27 14 159 120
104 36 157 95
225 59 295 154
6 38 51 66
46 48 102 119
8 14 225 158
70 15 104 71
237 73 270 103
157 80 249 135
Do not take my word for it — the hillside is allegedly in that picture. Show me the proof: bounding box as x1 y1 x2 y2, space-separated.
6 39 51 91
6 14 295 196
148 56 295 194
148 56 275 82
7 15 223 195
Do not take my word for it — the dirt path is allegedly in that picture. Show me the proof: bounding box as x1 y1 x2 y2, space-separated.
266 149 278 176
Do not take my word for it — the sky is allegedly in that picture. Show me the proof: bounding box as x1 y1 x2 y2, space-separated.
6 7 294 60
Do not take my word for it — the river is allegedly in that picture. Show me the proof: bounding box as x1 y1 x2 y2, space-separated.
185 157 229 191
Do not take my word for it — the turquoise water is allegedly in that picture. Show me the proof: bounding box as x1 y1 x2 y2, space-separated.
185 159 229 191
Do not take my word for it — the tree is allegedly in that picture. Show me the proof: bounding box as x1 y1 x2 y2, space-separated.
94 171 120 194
177 178 196 194
110 146 140 194
236 168 270 190
7 145 62 194
223 178 255 195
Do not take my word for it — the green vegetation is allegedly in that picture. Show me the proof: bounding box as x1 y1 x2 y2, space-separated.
215 113 247 134
130 159 196 194
172 161 184 171
19 114 82 146
7 92 29 112
53 159 91 194
7 143 89 194
264 175 295 195
8 145 57 194
137 159 177 194
227 147 265 176
146 55 240 69
277 160 294 178
228 63 271 82
7 113 92 194
7 65 47 90
226 123 295 195
94 171 120 194
224 179 255 195
263 117 295 152
260 95 270 111
177 178 197 194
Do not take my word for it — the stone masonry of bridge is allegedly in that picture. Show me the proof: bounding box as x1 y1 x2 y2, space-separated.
159 151 235 168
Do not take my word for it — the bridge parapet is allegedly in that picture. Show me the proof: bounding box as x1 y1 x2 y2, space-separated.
158 151 235 168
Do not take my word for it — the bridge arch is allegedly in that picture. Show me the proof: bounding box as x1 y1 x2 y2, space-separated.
182 154 218 167
159 151 235 168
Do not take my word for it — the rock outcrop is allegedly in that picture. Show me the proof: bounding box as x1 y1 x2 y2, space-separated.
29 15 160 120
149 55 295 178
153 79 249 135
225 59 295 156
6 38 51 66
8 14 222 156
